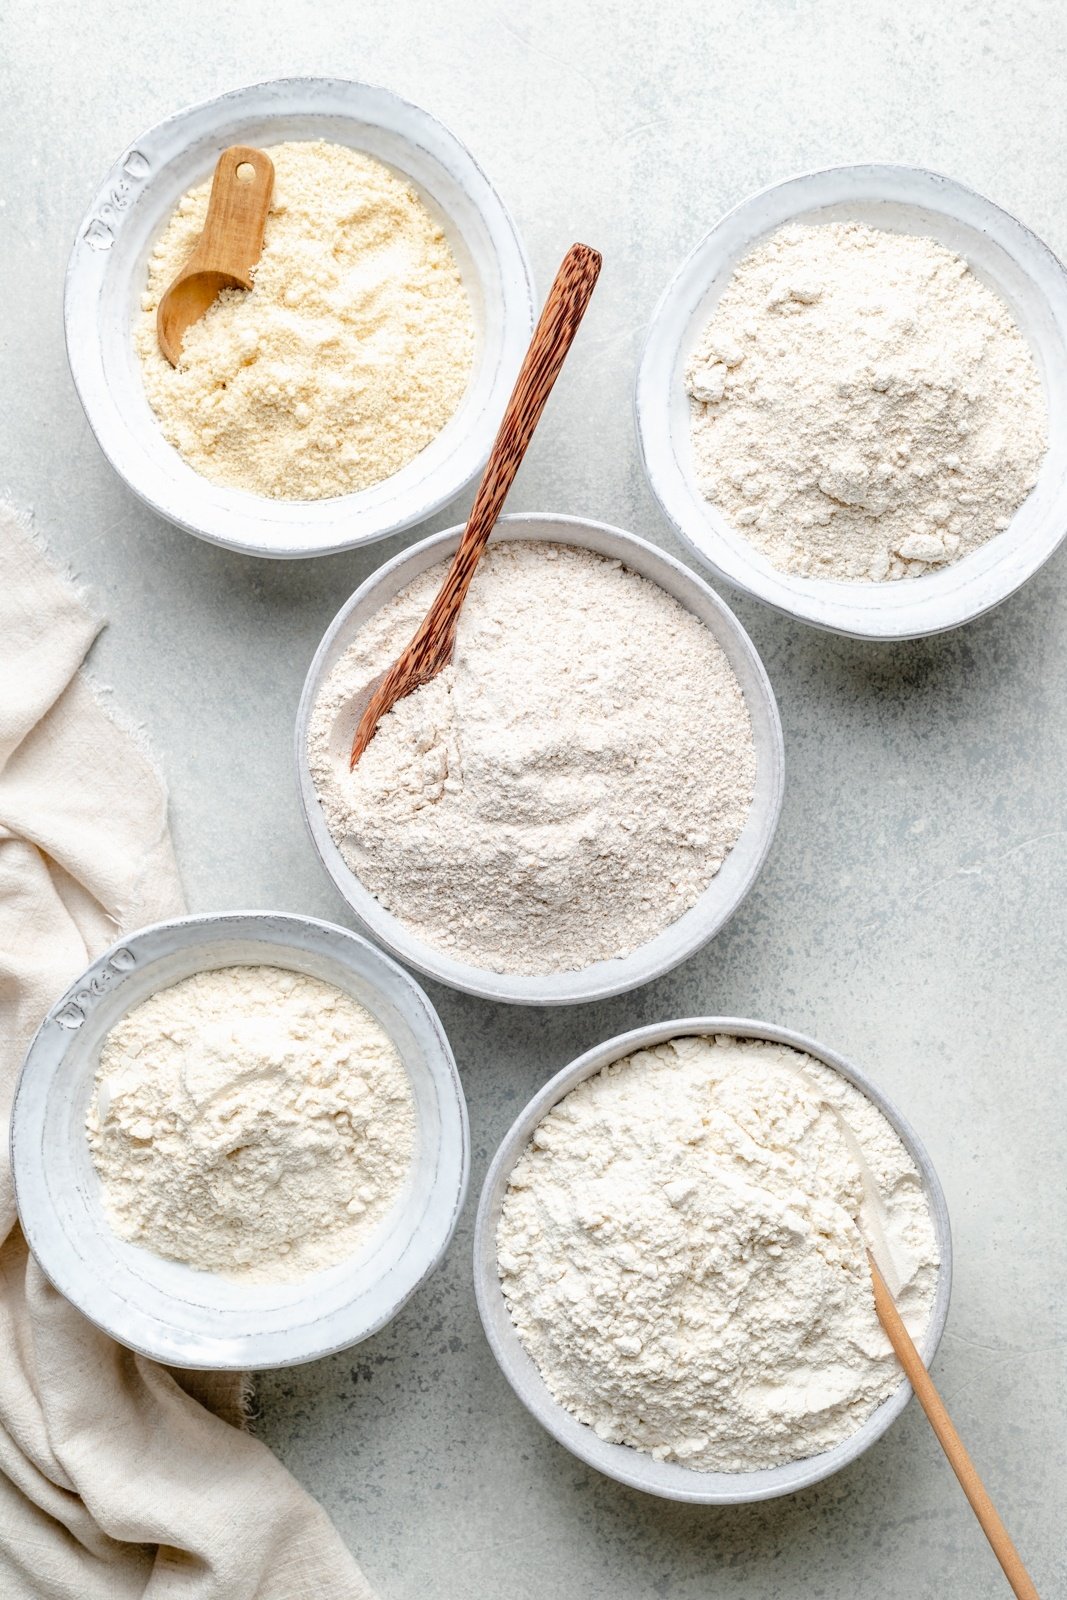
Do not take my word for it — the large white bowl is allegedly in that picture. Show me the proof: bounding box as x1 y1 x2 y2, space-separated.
64 76 534 558
295 514 785 1006
474 1017 953 1503
636 164 1067 639
10 912 469 1369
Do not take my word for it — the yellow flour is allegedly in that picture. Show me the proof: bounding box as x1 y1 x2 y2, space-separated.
134 140 475 500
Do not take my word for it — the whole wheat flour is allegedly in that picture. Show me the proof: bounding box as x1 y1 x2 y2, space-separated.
135 140 474 499
686 222 1047 580
86 965 415 1282
497 1034 939 1472
308 542 757 975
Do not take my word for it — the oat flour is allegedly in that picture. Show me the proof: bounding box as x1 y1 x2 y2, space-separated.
687 222 1047 581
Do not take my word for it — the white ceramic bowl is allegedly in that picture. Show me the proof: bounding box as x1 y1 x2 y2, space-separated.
64 77 534 558
295 513 785 1006
474 1017 952 1503
10 912 469 1369
636 164 1067 639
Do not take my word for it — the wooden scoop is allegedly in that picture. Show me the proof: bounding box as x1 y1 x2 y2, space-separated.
349 241 602 767
157 145 274 365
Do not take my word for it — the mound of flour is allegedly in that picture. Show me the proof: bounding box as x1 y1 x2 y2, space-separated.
87 965 415 1282
497 1034 939 1473
686 221 1047 581
308 542 756 975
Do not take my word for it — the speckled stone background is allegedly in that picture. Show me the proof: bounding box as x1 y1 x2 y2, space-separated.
4 2 1066 1595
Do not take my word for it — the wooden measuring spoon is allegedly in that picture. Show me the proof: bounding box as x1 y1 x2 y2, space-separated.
868 1252 1040 1598
157 145 274 366
349 241 602 767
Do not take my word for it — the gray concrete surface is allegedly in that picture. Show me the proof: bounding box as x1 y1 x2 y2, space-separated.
4 2 1066 1595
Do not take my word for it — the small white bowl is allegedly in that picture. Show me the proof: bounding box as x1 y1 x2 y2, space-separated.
636 164 1067 639
10 912 469 1369
295 513 785 1006
64 77 534 559
474 1017 952 1503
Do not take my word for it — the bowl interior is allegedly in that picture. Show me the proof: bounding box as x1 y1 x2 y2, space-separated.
638 164 1067 637
473 1018 952 1504
11 913 469 1368
67 78 533 555
295 514 784 1005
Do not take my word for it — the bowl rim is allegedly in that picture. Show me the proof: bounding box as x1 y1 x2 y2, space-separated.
63 73 535 560
473 1015 953 1503
294 511 785 1005
10 909 470 1369
635 160 1067 639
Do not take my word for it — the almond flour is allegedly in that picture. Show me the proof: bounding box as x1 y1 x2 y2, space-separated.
134 140 474 500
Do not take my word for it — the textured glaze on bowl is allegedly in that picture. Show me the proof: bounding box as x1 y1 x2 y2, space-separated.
473 1017 952 1503
10 913 469 1369
295 513 785 1006
636 164 1067 638
64 76 534 558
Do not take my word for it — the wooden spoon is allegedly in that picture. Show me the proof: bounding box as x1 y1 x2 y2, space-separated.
157 145 275 366
868 1252 1040 1598
349 241 602 767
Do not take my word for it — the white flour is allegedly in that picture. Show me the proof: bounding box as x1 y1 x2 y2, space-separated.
86 965 415 1282
308 542 756 975
135 140 474 500
686 222 1046 581
497 1035 939 1472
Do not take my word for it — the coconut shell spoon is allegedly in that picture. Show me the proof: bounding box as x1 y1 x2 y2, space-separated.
157 145 275 366
349 241 603 767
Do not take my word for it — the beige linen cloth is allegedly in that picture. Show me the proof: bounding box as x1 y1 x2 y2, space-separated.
0 507 373 1599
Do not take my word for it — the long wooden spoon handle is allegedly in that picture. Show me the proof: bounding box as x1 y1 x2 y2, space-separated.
349 242 602 766
868 1252 1040 1599
431 242 602 620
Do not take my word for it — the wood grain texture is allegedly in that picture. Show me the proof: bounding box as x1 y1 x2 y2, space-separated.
349 241 603 765
157 145 275 365
868 1251 1041 1599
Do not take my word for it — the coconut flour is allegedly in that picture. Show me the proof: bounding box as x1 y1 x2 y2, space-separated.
686 222 1047 581
308 541 757 975
497 1034 939 1472
86 965 415 1282
135 140 474 499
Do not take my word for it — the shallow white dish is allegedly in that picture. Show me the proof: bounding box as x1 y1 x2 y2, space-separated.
636 163 1067 639
295 513 785 1006
10 912 469 1369
474 1017 952 1504
64 76 534 559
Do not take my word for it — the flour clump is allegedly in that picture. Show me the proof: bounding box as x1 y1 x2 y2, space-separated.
87 965 415 1281
308 542 757 975
686 222 1046 580
497 1034 939 1472
135 140 474 499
